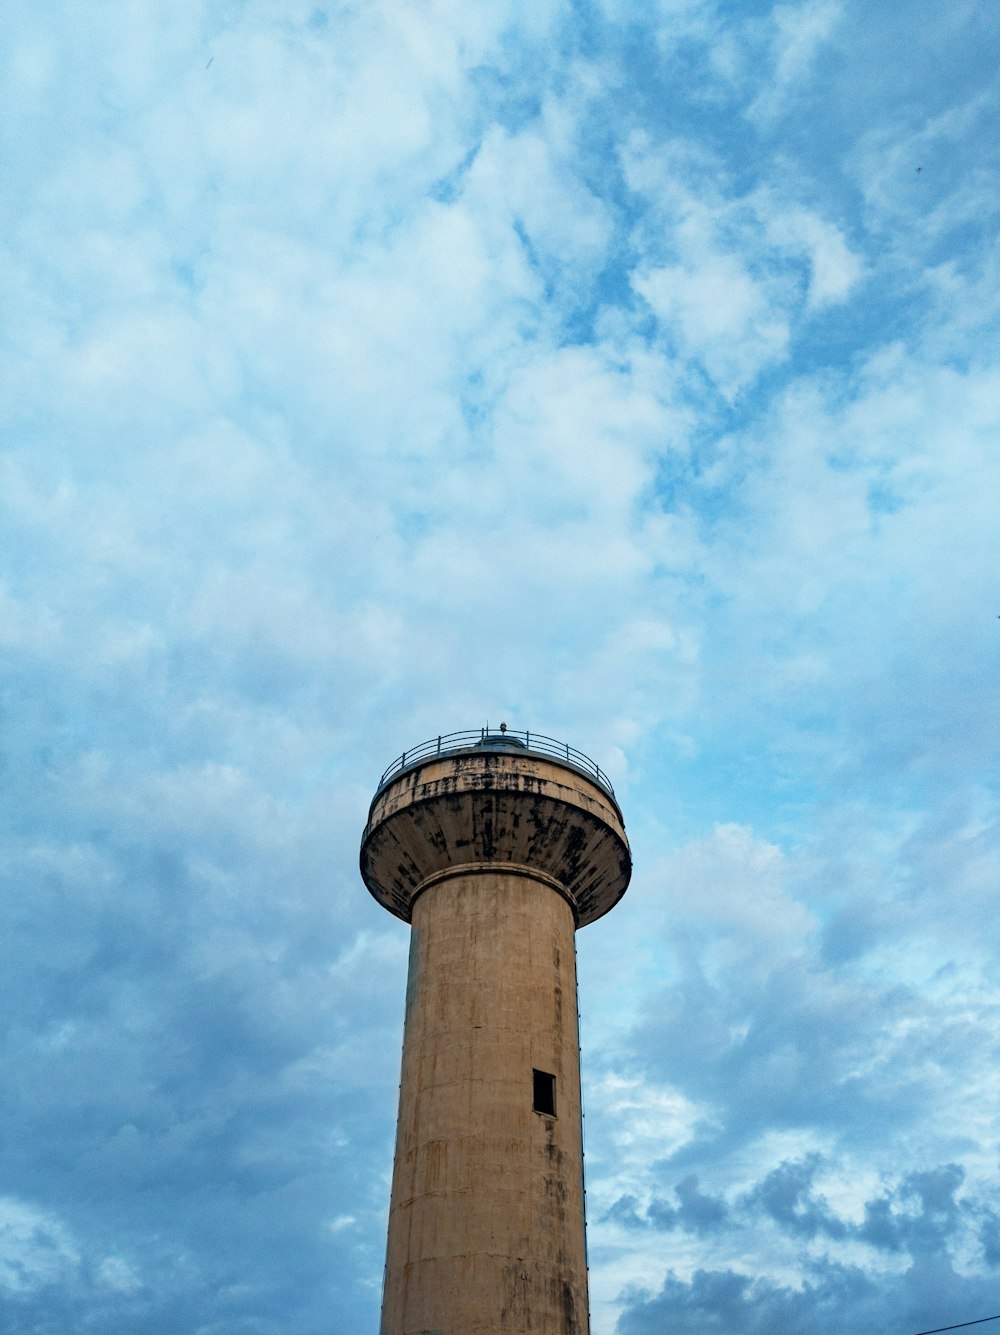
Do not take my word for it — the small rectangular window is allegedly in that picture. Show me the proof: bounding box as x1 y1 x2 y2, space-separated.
533 1068 556 1117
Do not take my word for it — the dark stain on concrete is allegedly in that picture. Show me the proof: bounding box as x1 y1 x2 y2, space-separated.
561 1278 579 1333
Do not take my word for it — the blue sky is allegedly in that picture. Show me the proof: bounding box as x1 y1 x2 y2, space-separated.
2 1 999 1331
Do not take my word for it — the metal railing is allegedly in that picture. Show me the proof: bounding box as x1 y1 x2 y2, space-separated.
375 728 616 798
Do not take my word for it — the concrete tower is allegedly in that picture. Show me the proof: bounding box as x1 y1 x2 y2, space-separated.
360 727 631 1335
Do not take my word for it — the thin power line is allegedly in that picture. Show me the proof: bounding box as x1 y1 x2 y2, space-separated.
911 1316 1000 1335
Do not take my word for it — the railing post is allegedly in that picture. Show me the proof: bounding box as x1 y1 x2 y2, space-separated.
437 736 441 755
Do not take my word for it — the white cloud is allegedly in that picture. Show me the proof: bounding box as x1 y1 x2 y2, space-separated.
0 1199 80 1293
97 1255 142 1294
634 251 790 395
657 825 815 963
623 140 865 394
748 0 843 124
760 205 864 307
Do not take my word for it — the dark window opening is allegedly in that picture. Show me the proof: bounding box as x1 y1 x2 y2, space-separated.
533 1068 556 1117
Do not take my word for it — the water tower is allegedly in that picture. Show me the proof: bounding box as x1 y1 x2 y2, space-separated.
360 726 631 1335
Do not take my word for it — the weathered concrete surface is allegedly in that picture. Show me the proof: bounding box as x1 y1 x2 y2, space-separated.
380 873 589 1335
361 750 630 928
361 746 631 1335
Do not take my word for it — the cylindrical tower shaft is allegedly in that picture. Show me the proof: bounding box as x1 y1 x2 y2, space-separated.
361 731 630 1335
386 871 586 1334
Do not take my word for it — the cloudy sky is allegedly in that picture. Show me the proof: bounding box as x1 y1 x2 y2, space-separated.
2 1 999 1331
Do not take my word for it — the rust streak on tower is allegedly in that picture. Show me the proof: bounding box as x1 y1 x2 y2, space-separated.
361 727 631 1335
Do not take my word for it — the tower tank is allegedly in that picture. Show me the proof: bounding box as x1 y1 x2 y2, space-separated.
361 727 631 1335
